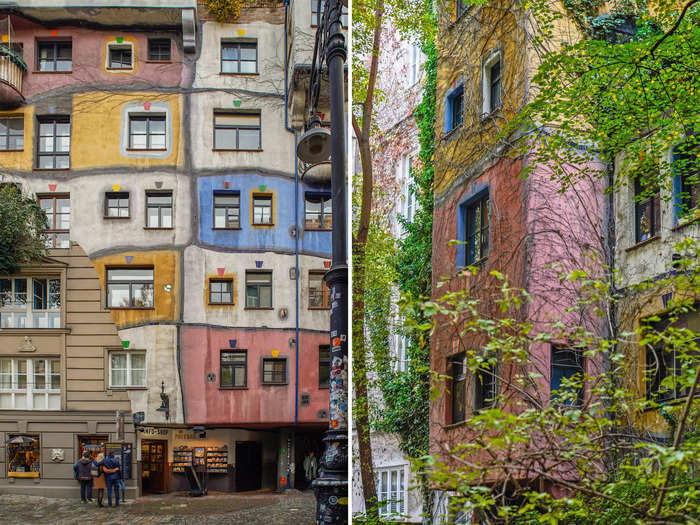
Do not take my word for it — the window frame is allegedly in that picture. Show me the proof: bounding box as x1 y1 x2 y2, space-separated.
308 270 330 310
445 84 464 133
634 175 661 243
474 363 498 411
375 466 407 518
220 349 247 388
38 193 70 249
147 38 171 62
261 357 287 385
105 267 155 309
245 270 273 309
145 190 173 229
550 345 585 407
104 191 130 219
672 141 699 222
0 276 61 329
319 345 330 388
208 278 234 305
213 111 262 151
128 114 167 151
0 117 24 151
465 192 490 266
107 44 133 70
36 116 70 170
36 40 72 72
108 350 147 389
252 193 273 226
212 191 241 230
0 358 61 410
482 51 503 116
450 353 466 424
311 0 348 28
304 192 332 230
220 40 258 75
400 155 416 223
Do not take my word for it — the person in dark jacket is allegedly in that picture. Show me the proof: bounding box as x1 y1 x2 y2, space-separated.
99 451 121 507
75 452 94 502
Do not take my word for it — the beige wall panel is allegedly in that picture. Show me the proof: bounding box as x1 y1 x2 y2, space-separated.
67 336 120 347
66 312 115 324
67 401 131 411
27 422 88 432
41 433 75 448
66 301 103 313
0 422 18 431
68 324 120 336
66 289 102 302
65 380 104 391
66 357 103 370
67 268 105 280
66 279 102 291
67 390 127 401
66 347 105 358
66 368 103 380
0 335 63 355
41 462 75 479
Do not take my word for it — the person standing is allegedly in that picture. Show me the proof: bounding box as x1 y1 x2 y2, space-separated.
100 451 121 507
92 453 106 508
303 451 318 490
75 452 93 503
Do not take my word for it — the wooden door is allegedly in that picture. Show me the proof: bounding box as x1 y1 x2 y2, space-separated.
141 440 167 493
235 441 262 492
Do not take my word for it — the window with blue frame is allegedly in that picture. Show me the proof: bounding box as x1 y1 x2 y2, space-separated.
465 192 489 265
672 140 699 222
445 84 464 133
551 346 584 406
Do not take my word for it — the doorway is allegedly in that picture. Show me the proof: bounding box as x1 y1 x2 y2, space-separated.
235 441 262 492
295 429 325 490
141 440 167 494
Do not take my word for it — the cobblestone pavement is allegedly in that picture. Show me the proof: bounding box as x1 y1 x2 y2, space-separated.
0 490 317 525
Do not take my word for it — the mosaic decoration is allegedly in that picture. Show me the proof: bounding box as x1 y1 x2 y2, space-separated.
49 106 55 114
324 261 330 269
1 35 8 43
122 341 130 349
125 255 133 263
217 267 225 276
257 185 267 192
143 102 151 111
278 308 288 320
163 284 172 292
112 184 121 192
50 449 65 462
50 30 57 36
116 36 124 43
228 339 237 348
155 181 163 188
233 100 242 107
237 29 246 36
255 260 263 268
223 181 231 189
48 184 57 192
271 350 279 358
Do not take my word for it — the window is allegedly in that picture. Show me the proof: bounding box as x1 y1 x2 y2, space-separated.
213 191 240 229
262 358 286 384
37 41 72 72
376 467 406 517
482 52 502 115
106 268 154 308
209 278 233 305
221 41 257 74
129 115 166 150
252 194 273 225
146 191 173 228
148 38 171 61
0 117 23 150
109 351 146 388
474 364 497 411
673 141 699 220
0 277 61 329
450 353 466 424
445 85 463 132
634 176 660 243
108 45 133 69
409 44 423 85
221 350 246 388
214 112 261 150
309 271 330 309
39 194 70 248
37 117 70 169
645 311 699 402
311 0 348 27
7 434 41 477
400 155 416 222
394 331 408 372
319 345 330 388
246 271 272 308
465 193 489 265
456 0 468 18
0 359 60 410
305 193 332 230
551 346 584 406
104 191 130 218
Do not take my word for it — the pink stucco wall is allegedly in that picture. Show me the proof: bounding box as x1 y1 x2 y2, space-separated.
11 15 188 98
182 326 330 426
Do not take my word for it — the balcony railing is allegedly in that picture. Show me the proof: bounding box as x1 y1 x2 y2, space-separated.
0 46 26 108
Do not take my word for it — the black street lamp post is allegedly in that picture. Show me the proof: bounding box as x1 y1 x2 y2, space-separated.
296 0 347 523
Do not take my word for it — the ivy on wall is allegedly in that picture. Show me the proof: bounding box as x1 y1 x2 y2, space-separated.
201 0 244 22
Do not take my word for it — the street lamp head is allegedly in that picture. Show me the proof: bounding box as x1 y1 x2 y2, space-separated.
297 115 331 164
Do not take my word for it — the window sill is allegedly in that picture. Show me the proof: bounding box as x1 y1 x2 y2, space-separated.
126 148 167 152
479 107 503 123
304 228 332 232
626 235 660 252
145 60 172 64
106 67 134 71
33 168 70 171
0 328 70 334
212 227 242 231
212 149 263 153
251 223 275 227
208 302 235 306
108 307 156 311
308 307 330 311
219 386 248 390
104 216 131 220
8 472 39 478
244 307 274 311
444 420 467 430
671 216 700 232
641 393 700 412
219 72 260 76
32 70 72 74
108 387 148 391
261 382 288 386
441 125 461 141
143 227 174 231
0 149 24 152
318 385 330 390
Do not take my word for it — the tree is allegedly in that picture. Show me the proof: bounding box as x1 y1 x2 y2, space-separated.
0 184 47 275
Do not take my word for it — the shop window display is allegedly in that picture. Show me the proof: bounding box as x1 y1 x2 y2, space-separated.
7 435 40 477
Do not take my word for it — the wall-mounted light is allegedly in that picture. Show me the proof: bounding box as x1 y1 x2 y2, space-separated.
155 380 170 421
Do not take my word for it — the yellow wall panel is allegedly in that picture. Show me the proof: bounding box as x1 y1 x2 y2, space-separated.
0 106 35 171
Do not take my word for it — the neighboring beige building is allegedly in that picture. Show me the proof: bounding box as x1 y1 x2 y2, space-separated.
0 243 136 498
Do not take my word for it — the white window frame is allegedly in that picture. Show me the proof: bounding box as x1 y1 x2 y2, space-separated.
408 43 424 85
393 316 408 372
0 276 61 329
108 350 146 388
105 41 135 72
0 358 61 410
399 154 418 223
376 465 407 518
481 49 502 116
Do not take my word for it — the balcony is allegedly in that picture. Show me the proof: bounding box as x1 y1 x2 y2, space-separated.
0 39 25 108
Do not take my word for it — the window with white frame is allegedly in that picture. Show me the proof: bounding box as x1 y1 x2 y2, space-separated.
482 51 502 115
0 358 61 410
376 466 407 517
399 155 416 222
394 331 408 372
0 277 61 328
109 351 146 388
107 43 134 70
408 43 424 85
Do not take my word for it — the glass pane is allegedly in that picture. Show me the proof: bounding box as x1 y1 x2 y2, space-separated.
240 45 256 60
57 44 72 59
234 366 245 386
56 123 70 137
33 279 47 310
39 136 54 152
9 136 23 150
14 278 26 305
130 119 147 134
214 128 236 149
14 313 26 328
147 207 159 227
221 60 237 73
149 118 166 134
150 134 166 149
221 44 238 60
108 268 153 281
238 128 260 150
55 233 70 248
57 197 70 213
34 360 46 389
246 286 259 307
55 155 69 169
131 353 146 370
221 365 232 386
55 136 70 152
214 208 226 228
0 136 7 150
131 134 147 149
48 312 60 328
215 114 259 127
111 369 127 387
247 273 271 284
131 369 146 387
111 353 127 368
147 194 172 205
240 61 256 74
39 123 54 137
0 278 10 306
38 155 54 169
56 59 72 71
161 207 172 228
8 119 23 133
132 283 154 307
107 283 130 307
260 285 272 308
215 195 239 206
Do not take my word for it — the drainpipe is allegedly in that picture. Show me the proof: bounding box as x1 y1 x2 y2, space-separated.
284 0 300 436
